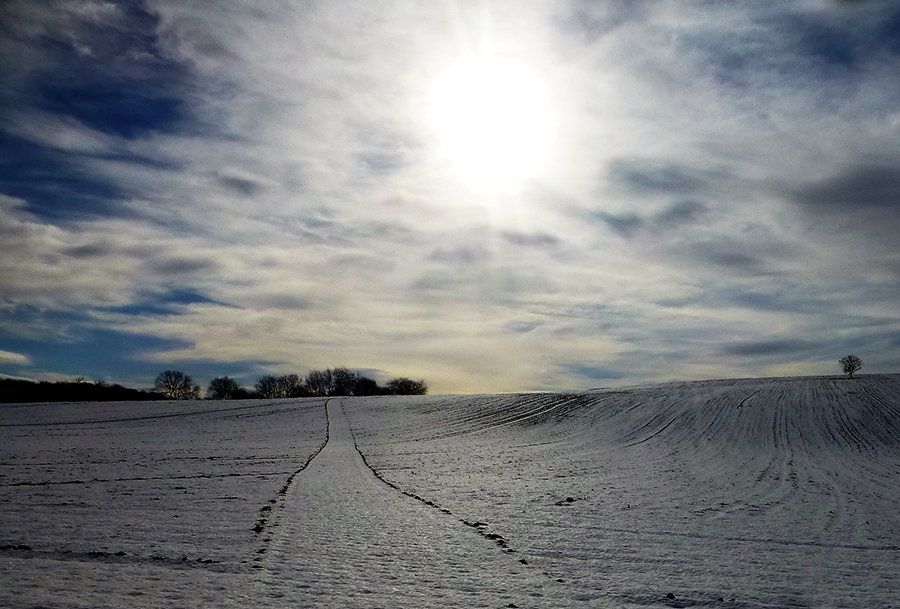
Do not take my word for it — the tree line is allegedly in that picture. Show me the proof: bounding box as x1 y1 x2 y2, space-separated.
0 378 163 404
155 367 428 400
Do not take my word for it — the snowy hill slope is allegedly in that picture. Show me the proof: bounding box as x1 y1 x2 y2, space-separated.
346 374 900 607
1 375 898 607
0 399 328 607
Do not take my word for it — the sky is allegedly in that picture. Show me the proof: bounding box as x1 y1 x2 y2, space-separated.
1 0 899 394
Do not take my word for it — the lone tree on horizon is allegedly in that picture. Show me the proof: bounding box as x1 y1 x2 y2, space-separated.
839 355 862 379
154 370 201 400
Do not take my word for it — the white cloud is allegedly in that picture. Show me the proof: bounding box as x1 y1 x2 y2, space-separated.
2 0 900 389
0 349 30 365
1 110 115 154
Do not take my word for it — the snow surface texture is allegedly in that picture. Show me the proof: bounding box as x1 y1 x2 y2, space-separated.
2 375 899 607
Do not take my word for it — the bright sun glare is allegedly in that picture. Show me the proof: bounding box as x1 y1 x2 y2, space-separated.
432 56 552 190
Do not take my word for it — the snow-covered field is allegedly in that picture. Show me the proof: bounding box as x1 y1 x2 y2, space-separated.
2 375 899 607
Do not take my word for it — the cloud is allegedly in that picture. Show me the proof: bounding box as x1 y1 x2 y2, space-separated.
215 175 266 197
149 256 219 277
1 1 900 391
428 245 489 266
1 109 115 155
595 212 644 238
0 349 30 365
501 231 561 249
563 362 625 382
793 164 900 211
608 159 707 195
721 339 825 357
559 0 655 43
655 200 707 226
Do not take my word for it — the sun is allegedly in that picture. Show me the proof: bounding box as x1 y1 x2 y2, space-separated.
431 56 552 190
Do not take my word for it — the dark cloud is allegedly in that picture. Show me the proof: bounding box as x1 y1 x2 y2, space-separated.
596 211 643 237
590 199 707 239
730 291 810 313
258 294 311 311
670 230 800 274
217 175 265 197
656 287 831 316
721 339 824 357
62 242 115 259
608 159 706 195
428 246 488 265
107 289 224 317
690 4 900 99
789 164 900 255
505 321 541 334
151 257 218 276
413 267 559 302
358 150 405 174
501 231 560 249
690 244 762 273
655 200 707 226
654 297 692 309
766 12 858 69
792 164 900 211
564 362 625 382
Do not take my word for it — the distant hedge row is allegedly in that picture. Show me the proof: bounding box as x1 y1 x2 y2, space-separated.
156 367 428 400
0 378 163 403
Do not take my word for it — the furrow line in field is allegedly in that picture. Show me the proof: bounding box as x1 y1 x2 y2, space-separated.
1 470 299 487
461 394 585 436
623 416 677 448
0 544 228 569
0 401 295 427
576 524 900 552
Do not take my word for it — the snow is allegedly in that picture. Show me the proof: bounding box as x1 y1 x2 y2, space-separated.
2 375 900 607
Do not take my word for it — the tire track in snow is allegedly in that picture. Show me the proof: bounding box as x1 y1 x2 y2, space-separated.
250 398 574 607
345 402 525 556
252 399 330 540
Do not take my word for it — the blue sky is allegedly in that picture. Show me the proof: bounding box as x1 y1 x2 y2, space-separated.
2 0 899 393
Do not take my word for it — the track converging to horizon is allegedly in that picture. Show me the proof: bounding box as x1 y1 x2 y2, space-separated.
250 399 569 608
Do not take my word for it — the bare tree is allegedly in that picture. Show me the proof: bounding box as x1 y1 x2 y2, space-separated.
839 355 862 379
255 375 281 398
386 377 428 395
279 373 306 397
154 370 201 400
256 373 306 398
331 366 358 396
305 369 333 396
354 376 384 396
207 376 245 399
